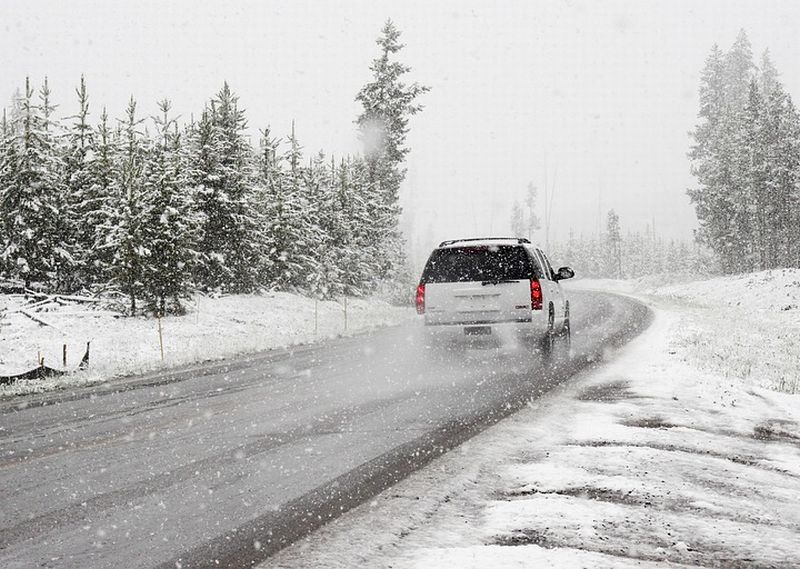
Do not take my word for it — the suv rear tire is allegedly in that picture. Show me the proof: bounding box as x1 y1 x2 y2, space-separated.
561 301 571 351
541 307 555 357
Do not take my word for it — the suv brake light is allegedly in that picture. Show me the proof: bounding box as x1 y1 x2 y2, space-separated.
530 279 543 310
416 283 426 314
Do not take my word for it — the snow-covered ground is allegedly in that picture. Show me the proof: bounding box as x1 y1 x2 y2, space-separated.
573 269 800 395
265 270 800 568
0 292 413 397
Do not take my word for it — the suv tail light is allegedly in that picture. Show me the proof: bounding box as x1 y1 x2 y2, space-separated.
530 279 543 310
416 283 426 314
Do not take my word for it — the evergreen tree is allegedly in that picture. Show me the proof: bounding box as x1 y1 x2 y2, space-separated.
510 183 542 240
692 31 800 272
741 80 769 268
190 83 262 292
184 108 218 287
0 78 65 289
0 109 17 278
689 35 757 273
88 107 120 286
688 45 728 265
63 75 97 289
141 99 200 314
758 49 779 99
304 152 343 299
337 155 378 295
510 200 525 237
107 97 148 313
723 30 754 110
524 183 542 238
260 124 319 291
605 209 622 278
355 20 429 279
763 85 800 267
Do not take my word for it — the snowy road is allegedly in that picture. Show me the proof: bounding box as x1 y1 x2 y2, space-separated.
0 290 649 569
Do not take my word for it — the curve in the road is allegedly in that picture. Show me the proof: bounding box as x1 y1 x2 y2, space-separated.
0 291 651 569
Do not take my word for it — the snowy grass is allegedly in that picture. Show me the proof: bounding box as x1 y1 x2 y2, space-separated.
570 268 800 394
0 292 414 397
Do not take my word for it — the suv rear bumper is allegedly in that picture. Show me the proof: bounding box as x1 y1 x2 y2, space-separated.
422 316 548 345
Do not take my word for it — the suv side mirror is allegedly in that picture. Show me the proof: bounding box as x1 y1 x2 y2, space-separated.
555 266 575 281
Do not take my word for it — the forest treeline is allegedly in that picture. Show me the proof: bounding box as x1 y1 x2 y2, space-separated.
510 186 715 280
549 212 716 280
518 30 799 280
0 21 427 315
689 30 800 273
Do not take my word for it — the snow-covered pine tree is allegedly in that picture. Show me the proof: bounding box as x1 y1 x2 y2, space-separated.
282 123 318 289
87 107 121 287
723 30 755 110
510 183 542 242
0 110 13 280
604 210 622 278
524 183 542 238
351 153 396 288
335 155 375 295
689 36 756 274
0 78 65 289
213 84 262 292
39 78 74 291
355 20 429 284
141 99 200 315
740 80 769 268
252 126 279 286
303 151 341 299
762 83 800 268
257 126 312 291
688 45 727 265
62 75 97 289
190 83 262 292
758 50 780 99
719 31 756 272
184 108 220 288
324 155 362 298
690 32 800 273
107 97 149 314
510 200 525 238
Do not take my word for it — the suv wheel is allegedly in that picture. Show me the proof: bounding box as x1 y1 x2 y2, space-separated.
561 301 571 350
541 307 555 356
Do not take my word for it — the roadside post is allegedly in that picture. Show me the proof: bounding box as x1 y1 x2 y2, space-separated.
157 315 165 362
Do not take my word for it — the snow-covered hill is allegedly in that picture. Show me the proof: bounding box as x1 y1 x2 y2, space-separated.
571 268 800 394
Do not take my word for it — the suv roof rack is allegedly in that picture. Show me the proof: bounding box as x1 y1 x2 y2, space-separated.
438 237 531 247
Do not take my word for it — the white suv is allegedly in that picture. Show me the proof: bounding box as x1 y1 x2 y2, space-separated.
416 237 574 352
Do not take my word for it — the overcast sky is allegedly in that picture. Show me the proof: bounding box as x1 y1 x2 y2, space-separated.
3 0 800 265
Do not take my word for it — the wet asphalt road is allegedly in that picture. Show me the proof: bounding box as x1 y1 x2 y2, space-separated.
0 290 650 569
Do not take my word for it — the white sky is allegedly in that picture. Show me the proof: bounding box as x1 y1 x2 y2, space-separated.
3 0 800 265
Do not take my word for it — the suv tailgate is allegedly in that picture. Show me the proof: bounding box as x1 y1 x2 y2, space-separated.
425 280 531 325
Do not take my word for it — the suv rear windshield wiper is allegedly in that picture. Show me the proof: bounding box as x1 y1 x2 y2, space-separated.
481 279 518 286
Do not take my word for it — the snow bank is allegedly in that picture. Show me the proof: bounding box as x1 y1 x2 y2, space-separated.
570 269 800 394
571 268 800 311
0 292 413 397
645 268 800 311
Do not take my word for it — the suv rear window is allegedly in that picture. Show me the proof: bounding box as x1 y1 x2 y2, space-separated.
421 245 539 283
